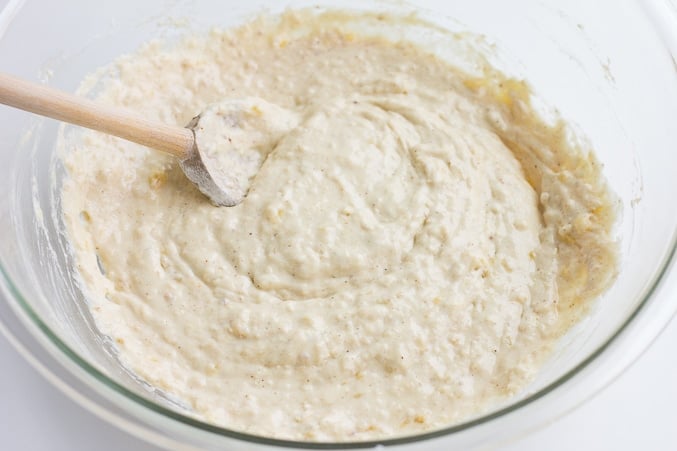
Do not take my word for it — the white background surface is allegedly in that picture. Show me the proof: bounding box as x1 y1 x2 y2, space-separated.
0 313 676 450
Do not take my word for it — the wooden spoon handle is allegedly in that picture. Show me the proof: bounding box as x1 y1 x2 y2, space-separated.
0 72 194 159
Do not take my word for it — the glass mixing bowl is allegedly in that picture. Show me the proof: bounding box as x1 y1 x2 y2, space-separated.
1 0 677 449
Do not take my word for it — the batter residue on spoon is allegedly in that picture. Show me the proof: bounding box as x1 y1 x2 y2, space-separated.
61 10 618 441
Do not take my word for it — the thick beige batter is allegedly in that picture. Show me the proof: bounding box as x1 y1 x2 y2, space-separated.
62 10 617 441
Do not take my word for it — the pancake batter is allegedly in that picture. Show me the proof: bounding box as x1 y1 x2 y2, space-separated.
61 10 618 441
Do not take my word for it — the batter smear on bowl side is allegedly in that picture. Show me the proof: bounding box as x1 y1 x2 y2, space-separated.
61 10 618 441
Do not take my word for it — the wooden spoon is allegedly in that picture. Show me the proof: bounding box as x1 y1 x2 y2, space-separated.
0 71 249 206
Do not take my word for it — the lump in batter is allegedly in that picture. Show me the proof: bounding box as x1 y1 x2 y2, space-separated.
61 10 618 442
